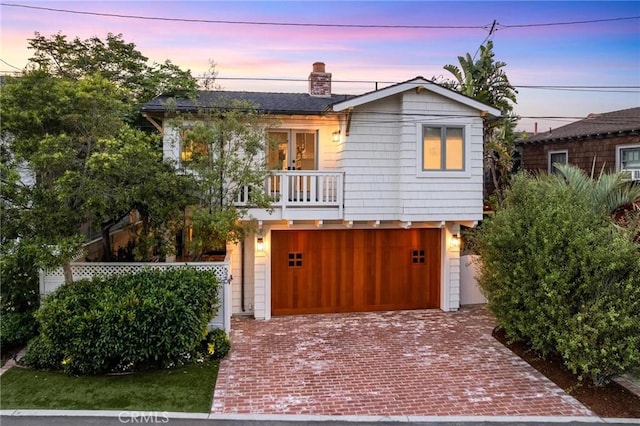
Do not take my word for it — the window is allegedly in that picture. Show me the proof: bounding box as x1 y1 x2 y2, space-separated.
548 150 568 175
287 252 303 268
180 129 209 164
619 145 640 171
411 249 425 264
422 126 464 171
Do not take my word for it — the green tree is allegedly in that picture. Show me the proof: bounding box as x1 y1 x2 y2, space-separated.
26 32 197 124
442 40 519 208
1 71 128 278
172 99 274 259
2 32 197 272
85 127 195 260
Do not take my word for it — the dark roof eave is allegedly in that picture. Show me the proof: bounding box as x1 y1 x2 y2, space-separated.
141 105 337 116
518 128 640 145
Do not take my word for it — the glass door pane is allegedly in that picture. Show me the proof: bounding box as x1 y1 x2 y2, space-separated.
294 132 316 170
267 132 289 170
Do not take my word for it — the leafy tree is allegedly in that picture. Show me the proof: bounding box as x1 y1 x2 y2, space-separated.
85 127 196 260
26 32 197 124
2 32 198 274
172 99 274 259
1 71 128 277
442 40 518 207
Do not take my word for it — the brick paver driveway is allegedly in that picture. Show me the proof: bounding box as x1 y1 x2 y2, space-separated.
212 306 593 417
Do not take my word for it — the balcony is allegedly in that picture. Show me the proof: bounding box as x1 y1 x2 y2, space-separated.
236 171 344 220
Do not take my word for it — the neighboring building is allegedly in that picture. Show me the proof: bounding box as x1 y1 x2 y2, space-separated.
142 62 500 320
517 107 640 179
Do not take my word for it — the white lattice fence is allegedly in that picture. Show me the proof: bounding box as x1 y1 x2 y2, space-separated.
39 260 231 332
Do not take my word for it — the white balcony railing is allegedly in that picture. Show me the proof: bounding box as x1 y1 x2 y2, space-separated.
236 171 344 210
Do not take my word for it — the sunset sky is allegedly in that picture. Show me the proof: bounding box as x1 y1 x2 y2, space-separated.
1 1 638 132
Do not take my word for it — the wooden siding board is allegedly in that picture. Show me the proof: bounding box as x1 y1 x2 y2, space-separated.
521 134 640 174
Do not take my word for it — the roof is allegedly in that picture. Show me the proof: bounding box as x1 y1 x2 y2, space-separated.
142 77 503 118
519 107 640 145
332 77 502 117
141 90 354 115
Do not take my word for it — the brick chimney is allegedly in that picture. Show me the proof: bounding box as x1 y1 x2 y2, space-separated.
308 62 331 97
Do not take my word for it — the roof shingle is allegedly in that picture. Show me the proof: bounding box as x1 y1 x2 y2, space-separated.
141 90 354 115
520 107 640 144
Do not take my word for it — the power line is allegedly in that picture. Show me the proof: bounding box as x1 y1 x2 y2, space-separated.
0 3 487 29
0 59 21 70
499 16 640 29
2 3 639 31
0 69 637 93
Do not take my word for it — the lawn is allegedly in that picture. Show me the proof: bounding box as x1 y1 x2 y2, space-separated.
0 362 218 413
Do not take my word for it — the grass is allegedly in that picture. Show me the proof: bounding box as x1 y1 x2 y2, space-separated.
0 362 219 413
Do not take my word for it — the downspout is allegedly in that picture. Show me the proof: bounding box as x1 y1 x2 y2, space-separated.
241 239 245 312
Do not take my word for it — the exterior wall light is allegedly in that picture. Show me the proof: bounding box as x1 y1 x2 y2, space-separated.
332 130 341 143
256 236 264 252
450 233 461 249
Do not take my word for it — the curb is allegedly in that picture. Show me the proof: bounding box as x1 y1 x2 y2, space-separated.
2 410 640 424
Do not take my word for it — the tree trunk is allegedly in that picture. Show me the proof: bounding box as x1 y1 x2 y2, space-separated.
101 224 113 261
63 262 73 283
138 208 151 261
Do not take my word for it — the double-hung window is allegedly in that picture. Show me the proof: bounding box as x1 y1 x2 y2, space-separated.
422 125 465 171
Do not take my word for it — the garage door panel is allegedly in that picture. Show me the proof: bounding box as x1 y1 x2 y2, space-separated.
271 229 440 315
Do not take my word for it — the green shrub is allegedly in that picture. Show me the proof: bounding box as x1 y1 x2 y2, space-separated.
20 334 63 370
476 173 640 385
0 242 40 347
202 328 231 360
23 267 220 375
0 311 38 348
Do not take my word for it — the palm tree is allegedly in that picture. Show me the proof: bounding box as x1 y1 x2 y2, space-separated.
443 41 517 114
554 163 640 216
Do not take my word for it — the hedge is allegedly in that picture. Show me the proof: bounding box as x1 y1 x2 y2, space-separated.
22 267 221 375
476 173 640 385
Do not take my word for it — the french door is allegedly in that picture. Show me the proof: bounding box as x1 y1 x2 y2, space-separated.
267 131 317 171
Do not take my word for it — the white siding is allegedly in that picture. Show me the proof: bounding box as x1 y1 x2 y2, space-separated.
340 97 402 220
163 126 181 163
253 231 269 320
400 90 484 223
442 225 461 311
339 91 484 223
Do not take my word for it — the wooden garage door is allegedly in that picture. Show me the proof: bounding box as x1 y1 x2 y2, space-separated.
271 229 440 315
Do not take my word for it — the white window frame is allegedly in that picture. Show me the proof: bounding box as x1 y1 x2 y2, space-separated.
616 143 640 172
416 121 472 178
548 150 568 174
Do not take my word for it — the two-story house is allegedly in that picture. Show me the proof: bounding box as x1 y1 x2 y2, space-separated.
142 62 500 320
